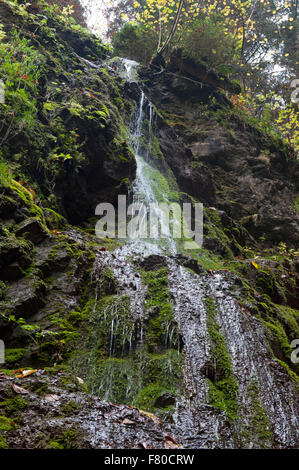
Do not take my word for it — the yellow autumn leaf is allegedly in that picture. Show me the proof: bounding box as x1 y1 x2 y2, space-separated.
15 369 38 378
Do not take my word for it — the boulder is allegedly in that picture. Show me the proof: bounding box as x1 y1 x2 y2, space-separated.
15 218 48 244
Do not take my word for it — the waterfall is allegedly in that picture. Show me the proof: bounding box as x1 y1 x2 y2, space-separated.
74 57 299 449
120 60 178 255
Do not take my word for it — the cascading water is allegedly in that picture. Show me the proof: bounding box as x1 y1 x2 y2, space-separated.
74 58 298 449
129 89 178 255
109 56 179 255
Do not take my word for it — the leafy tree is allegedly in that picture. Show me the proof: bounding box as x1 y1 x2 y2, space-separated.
112 23 156 63
16 0 87 27
108 0 298 152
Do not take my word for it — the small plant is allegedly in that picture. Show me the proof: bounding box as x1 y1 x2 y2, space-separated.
0 156 13 182
6 315 58 345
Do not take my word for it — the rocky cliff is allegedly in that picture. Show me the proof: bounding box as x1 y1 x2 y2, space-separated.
0 0 298 449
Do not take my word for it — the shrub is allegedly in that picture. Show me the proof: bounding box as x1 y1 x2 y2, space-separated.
112 23 156 65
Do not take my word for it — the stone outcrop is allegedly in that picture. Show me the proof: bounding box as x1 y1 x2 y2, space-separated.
169 48 242 94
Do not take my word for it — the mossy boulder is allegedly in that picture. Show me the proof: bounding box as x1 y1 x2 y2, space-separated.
15 218 48 244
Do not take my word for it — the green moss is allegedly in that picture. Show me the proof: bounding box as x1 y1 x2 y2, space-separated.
4 349 26 367
61 400 81 414
0 415 14 431
75 347 182 415
47 427 80 449
142 164 176 204
44 208 66 229
70 280 182 413
141 268 178 350
237 282 299 374
10 181 47 227
29 381 49 396
102 268 118 295
133 349 181 414
0 414 16 449
0 434 7 449
0 395 28 416
256 271 287 304
240 379 272 448
66 309 87 327
48 440 64 449
44 365 64 375
176 205 243 267
205 297 239 420
276 360 299 390
275 304 299 338
91 294 134 357
262 315 299 376
0 281 7 301
263 320 293 359
0 369 15 377
180 247 225 270
134 383 168 410
90 356 138 403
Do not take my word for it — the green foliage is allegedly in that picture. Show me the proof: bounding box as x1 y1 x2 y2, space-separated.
38 0 87 29
0 29 45 144
112 23 156 65
110 1 298 153
262 316 299 377
0 156 14 182
6 314 58 346
0 23 6 41
230 90 299 153
180 15 237 72
0 434 7 449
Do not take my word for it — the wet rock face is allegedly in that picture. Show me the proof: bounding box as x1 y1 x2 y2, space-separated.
0 179 98 352
15 219 48 244
0 371 180 449
154 117 217 207
169 49 241 94
5 276 46 320
0 167 298 448
1 234 298 448
154 393 176 408
138 254 168 271
167 263 299 449
140 69 299 248
52 114 136 225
